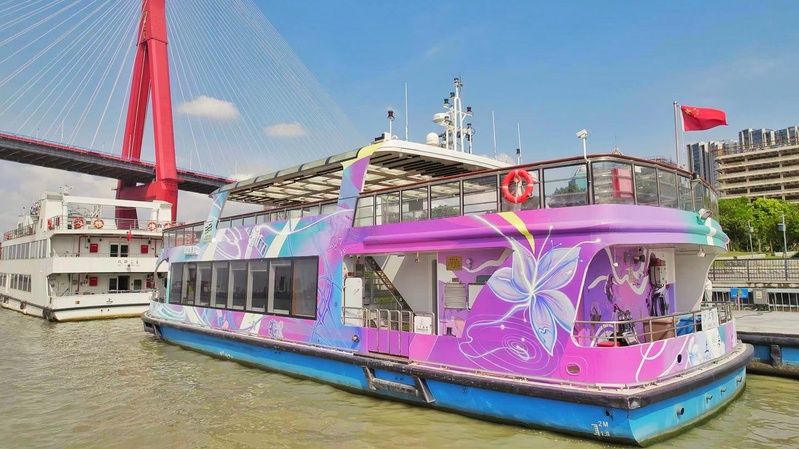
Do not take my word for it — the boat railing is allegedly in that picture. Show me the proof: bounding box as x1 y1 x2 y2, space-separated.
41 215 178 233
342 306 435 334
162 154 720 249
50 250 155 258
53 289 151 297
572 302 734 347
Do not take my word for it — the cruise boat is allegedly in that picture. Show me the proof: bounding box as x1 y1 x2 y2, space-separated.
0 186 171 321
142 81 752 446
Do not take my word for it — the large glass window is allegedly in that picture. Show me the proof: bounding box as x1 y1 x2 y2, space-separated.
169 263 183 304
430 182 461 219
658 170 678 208
269 259 293 314
544 165 588 208
249 260 269 312
292 258 318 318
212 262 229 308
634 165 658 206
463 175 498 215
592 162 634 205
678 175 693 211
183 263 197 305
402 187 429 222
375 192 400 225
354 196 374 227
197 262 212 306
230 261 247 310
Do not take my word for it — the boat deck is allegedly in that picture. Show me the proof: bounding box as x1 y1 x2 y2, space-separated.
733 310 799 378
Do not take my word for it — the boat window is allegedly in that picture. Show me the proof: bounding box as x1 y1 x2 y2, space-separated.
354 196 374 227
657 170 678 208
169 263 183 304
592 162 634 205
677 175 693 211
463 175 498 215
402 187 429 222
501 169 540 212
256 213 268 224
242 215 257 226
710 190 719 218
212 262 229 308
291 258 318 318
544 164 588 208
375 192 400 225
108 277 118 292
269 259 292 314
197 262 212 306
431 181 461 218
302 205 319 217
634 165 658 206
320 202 337 215
249 260 269 312
133 279 142 291
287 209 302 219
184 263 197 305
230 261 247 310
693 182 708 213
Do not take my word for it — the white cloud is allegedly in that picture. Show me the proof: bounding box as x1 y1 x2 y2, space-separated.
177 95 240 120
263 121 306 138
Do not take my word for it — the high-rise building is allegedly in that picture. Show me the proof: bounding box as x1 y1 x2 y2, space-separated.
686 141 723 188
738 128 775 147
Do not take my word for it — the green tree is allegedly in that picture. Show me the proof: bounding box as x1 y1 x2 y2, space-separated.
718 196 754 251
718 197 799 253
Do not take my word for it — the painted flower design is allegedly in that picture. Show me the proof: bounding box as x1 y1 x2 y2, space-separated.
487 240 579 355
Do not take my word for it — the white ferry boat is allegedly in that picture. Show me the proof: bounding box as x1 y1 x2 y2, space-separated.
0 186 172 321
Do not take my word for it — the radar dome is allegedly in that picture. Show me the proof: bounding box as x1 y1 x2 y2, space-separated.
426 132 440 146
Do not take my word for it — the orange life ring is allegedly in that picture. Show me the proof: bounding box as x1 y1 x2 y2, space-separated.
92 218 104 229
73 217 85 229
47 219 53 230
501 169 535 204
147 221 157 231
163 222 173 229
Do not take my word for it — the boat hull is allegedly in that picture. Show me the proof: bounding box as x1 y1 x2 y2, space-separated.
1 294 149 321
143 312 753 446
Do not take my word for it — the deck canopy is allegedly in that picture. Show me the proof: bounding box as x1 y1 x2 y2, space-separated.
215 140 510 207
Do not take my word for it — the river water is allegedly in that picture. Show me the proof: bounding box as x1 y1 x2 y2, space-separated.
1 311 797 449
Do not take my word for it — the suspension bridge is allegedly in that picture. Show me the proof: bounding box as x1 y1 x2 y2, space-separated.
0 0 365 223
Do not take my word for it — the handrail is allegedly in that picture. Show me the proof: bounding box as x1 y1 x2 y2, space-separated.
573 302 733 347
341 306 434 333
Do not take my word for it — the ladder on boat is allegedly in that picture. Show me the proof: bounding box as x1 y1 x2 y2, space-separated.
363 256 413 312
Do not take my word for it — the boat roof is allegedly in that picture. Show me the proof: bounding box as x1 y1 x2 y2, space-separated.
216 139 511 207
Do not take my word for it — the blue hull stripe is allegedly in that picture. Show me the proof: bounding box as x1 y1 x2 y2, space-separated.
152 320 751 446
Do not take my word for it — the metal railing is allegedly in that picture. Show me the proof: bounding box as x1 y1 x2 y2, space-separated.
709 258 799 282
573 302 733 347
342 306 435 333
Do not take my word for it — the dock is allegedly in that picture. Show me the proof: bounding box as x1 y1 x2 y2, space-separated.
734 310 799 378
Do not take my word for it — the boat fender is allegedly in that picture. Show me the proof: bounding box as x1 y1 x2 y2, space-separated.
147 221 158 231
73 217 85 229
92 218 104 229
501 169 535 204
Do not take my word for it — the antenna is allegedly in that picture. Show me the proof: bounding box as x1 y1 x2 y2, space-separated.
387 109 395 138
404 82 409 141
492 111 497 160
516 123 522 164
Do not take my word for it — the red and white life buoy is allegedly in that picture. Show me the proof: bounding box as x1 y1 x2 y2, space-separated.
92 218 104 229
162 222 173 230
147 221 157 231
73 217 85 229
47 219 53 230
501 169 535 204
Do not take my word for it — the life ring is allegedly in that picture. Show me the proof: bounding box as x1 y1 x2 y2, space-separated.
73 217 85 229
163 222 173 230
47 219 53 230
92 218 104 229
501 169 535 204
147 221 157 231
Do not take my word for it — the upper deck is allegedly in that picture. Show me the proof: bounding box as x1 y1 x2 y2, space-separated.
164 139 718 248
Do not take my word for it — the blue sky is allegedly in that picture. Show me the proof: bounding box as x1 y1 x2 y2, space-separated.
0 1 797 231
260 0 798 162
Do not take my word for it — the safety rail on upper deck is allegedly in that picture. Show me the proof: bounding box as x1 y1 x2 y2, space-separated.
573 302 734 347
342 306 435 334
3 216 178 241
162 154 718 248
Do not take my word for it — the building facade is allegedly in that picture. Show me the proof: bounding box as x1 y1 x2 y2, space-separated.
713 125 799 202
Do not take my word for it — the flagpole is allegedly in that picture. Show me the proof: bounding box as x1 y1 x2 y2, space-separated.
673 101 681 167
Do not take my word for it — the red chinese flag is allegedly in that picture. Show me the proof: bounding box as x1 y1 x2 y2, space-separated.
681 105 727 131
